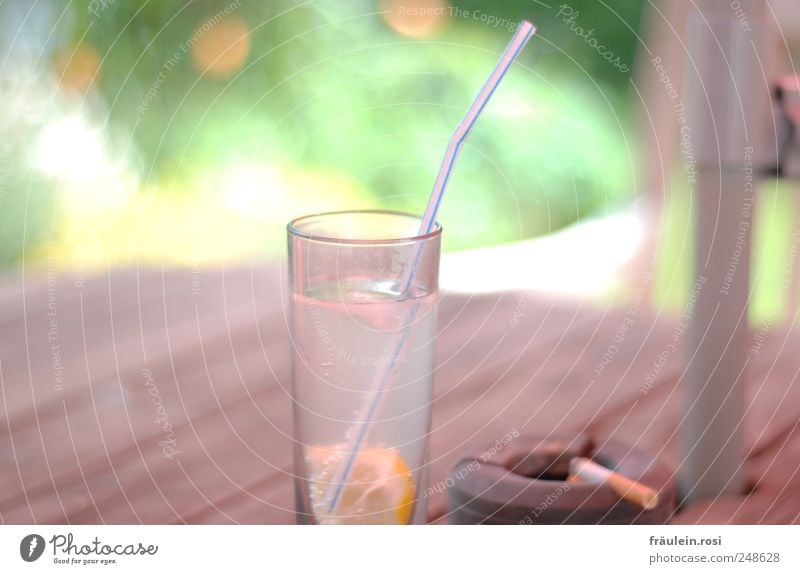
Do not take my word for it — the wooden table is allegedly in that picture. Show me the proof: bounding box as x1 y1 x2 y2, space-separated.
1 266 799 524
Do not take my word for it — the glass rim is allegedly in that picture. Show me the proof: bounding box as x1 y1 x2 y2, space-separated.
287 209 442 245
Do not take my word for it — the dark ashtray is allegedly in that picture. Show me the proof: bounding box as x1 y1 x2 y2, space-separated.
446 434 676 524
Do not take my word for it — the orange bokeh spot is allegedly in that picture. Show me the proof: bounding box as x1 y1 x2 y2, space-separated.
52 42 101 93
191 15 251 78
381 0 449 38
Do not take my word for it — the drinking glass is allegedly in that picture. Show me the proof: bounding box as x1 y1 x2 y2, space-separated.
287 210 441 524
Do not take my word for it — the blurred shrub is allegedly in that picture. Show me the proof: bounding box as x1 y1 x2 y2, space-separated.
0 0 645 265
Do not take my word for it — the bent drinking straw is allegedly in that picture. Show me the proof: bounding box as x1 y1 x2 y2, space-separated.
324 20 537 515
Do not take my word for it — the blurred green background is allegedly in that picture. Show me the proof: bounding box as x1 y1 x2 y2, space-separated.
0 0 646 268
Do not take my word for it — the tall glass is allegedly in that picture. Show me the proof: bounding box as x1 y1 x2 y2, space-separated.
287 210 441 524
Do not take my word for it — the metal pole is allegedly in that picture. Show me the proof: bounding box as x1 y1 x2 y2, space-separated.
680 0 774 504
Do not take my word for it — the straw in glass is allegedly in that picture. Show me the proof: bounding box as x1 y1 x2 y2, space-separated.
323 20 537 516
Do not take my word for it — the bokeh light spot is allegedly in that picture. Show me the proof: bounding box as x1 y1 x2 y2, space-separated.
52 42 101 92
191 15 251 78
381 0 449 38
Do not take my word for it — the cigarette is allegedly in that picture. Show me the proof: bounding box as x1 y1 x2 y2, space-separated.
568 457 660 510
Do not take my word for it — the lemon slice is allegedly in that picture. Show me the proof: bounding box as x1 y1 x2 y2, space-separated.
305 444 415 524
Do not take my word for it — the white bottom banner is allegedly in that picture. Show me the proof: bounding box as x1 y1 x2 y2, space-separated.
1 525 798 573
